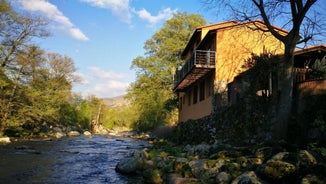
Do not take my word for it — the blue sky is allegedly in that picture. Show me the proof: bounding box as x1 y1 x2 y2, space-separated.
13 1 325 98
13 0 221 98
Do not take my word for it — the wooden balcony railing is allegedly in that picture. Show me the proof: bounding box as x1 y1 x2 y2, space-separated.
294 68 312 83
173 50 215 91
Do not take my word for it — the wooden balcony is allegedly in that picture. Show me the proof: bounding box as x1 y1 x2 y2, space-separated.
173 50 215 91
294 68 312 83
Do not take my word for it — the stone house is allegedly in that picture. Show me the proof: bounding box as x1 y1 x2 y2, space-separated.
173 20 287 123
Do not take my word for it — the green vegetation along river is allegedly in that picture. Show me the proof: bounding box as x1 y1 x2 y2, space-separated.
0 135 147 183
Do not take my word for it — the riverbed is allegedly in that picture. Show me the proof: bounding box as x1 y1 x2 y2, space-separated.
0 135 147 183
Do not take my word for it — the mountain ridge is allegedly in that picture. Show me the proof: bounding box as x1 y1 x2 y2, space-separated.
102 95 130 107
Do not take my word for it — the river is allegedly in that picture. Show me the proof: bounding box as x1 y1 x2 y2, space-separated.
0 135 147 183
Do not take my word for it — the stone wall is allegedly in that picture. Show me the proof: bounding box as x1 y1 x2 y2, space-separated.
173 94 274 145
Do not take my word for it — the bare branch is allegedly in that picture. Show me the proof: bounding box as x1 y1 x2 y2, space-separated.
252 0 287 42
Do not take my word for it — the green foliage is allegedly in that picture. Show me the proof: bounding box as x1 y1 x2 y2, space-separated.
0 1 94 135
128 12 206 132
310 56 326 79
0 0 131 135
240 52 280 98
149 139 183 157
76 100 91 129
104 104 139 129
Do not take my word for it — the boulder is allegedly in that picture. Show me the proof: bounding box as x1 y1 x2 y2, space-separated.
184 144 195 156
54 132 65 139
215 171 230 184
115 150 146 174
188 159 208 178
255 147 273 159
0 137 11 143
257 160 296 180
231 171 262 184
90 120 110 134
194 143 210 156
167 173 197 184
115 157 139 174
271 152 289 161
301 174 324 184
297 150 317 167
83 131 92 136
53 127 63 133
67 131 80 137
174 157 188 171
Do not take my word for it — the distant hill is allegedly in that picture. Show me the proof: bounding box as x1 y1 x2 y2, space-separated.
102 95 130 107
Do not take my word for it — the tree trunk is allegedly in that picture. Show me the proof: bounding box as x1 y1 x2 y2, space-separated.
272 39 297 140
96 102 102 124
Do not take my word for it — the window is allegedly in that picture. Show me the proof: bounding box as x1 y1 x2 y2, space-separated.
188 91 191 106
179 97 182 110
199 80 205 101
183 95 186 104
207 76 212 96
193 85 198 104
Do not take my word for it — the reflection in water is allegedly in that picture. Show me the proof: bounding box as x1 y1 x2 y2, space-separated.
0 135 146 183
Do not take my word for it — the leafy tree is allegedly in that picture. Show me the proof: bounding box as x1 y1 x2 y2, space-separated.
0 0 49 134
76 99 91 129
0 0 107 136
310 56 326 79
204 0 324 139
240 53 280 98
128 12 206 132
5 47 78 128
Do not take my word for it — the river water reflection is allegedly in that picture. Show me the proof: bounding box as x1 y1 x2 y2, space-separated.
0 135 147 183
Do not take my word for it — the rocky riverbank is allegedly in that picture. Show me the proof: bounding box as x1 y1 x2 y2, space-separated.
0 124 149 144
116 139 326 184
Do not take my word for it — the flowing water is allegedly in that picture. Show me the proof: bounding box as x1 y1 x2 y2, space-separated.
0 135 147 183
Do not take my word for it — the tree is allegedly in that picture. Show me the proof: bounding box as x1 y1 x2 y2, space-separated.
205 0 324 139
128 12 206 132
0 1 95 136
0 0 49 133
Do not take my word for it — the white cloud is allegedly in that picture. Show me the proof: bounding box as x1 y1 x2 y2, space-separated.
93 80 129 97
80 0 176 26
18 0 89 41
80 0 132 23
88 67 126 79
74 67 130 98
134 8 177 26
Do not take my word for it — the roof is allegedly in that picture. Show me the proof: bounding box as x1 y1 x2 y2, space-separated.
182 20 289 57
294 44 326 56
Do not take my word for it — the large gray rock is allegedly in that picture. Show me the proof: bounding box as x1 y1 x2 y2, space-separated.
194 143 210 155
115 157 139 174
115 150 146 174
53 127 63 133
215 172 230 184
231 171 262 184
188 159 208 178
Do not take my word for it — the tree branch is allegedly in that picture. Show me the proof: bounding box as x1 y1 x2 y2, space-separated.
251 0 287 43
